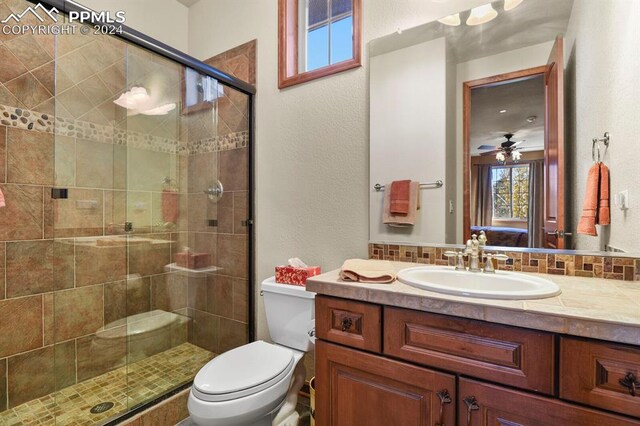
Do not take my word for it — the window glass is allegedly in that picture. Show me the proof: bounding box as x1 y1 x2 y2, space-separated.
491 166 529 219
307 25 329 71
330 16 353 63
331 0 352 17
308 0 328 26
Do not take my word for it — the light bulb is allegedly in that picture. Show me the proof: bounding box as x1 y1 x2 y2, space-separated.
467 4 498 26
438 13 461 26
504 0 524 11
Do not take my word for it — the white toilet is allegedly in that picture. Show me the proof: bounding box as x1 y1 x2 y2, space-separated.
188 277 315 426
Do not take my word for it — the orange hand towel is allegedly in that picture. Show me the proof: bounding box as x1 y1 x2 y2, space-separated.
598 163 610 225
389 180 411 215
577 163 610 236
383 181 420 226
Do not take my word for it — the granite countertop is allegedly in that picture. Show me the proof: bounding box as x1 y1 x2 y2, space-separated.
306 262 640 345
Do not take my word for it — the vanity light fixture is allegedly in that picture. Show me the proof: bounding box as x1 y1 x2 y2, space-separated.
504 0 524 11
438 13 461 26
466 4 498 26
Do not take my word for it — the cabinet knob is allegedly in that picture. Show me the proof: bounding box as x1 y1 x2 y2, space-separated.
620 372 640 397
463 396 480 426
340 317 353 332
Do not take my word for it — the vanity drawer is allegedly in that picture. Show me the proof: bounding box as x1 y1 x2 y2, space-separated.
316 296 382 353
560 337 640 419
384 307 555 394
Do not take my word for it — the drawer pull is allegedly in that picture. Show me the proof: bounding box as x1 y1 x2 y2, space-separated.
435 389 452 426
464 396 480 426
620 372 640 397
341 317 353 332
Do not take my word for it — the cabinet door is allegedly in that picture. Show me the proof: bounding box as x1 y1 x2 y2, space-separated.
458 378 640 426
316 340 456 426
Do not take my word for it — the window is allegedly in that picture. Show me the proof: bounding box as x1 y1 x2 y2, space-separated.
491 165 530 219
279 0 362 88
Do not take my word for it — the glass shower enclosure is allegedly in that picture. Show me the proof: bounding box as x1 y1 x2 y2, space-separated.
0 1 253 423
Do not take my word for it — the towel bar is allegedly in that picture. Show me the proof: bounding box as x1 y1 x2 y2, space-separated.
373 180 443 192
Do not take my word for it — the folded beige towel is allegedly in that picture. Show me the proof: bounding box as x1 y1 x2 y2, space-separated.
339 259 396 284
383 181 420 226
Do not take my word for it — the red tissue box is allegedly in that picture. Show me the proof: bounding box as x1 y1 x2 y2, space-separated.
175 252 210 269
275 266 321 286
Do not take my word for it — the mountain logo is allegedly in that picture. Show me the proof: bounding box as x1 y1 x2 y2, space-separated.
1 3 59 24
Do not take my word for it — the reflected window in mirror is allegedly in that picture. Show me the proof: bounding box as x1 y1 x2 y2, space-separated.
492 166 530 221
278 0 362 88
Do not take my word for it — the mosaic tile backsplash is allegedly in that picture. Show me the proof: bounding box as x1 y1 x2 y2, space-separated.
369 243 640 282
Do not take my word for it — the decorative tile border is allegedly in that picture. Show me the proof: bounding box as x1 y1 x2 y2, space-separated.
0 104 248 155
188 131 249 154
369 243 640 282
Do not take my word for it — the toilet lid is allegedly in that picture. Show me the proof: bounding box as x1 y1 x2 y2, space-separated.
193 341 295 402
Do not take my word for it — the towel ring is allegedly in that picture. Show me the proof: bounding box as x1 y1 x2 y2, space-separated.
592 132 610 163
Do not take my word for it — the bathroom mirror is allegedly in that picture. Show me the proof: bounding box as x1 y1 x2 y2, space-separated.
369 0 639 256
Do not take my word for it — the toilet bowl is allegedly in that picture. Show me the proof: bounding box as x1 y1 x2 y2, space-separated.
188 278 315 426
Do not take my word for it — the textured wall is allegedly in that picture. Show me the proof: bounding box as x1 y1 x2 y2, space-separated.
187 0 488 341
564 0 640 253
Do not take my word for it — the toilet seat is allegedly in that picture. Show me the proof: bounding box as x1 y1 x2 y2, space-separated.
193 341 295 402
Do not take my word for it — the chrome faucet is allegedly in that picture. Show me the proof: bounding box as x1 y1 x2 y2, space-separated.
466 234 482 272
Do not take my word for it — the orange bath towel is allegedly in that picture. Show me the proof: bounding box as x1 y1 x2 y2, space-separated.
383 181 420 227
598 163 610 225
389 180 411 214
577 163 610 236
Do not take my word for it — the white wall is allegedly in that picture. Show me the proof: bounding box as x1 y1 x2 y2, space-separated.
79 0 189 51
370 38 448 244
564 0 640 252
455 41 555 240
187 0 487 340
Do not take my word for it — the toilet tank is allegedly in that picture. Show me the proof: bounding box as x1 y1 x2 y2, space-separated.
262 277 316 352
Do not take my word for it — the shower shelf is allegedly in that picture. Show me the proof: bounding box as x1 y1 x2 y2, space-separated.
164 262 222 277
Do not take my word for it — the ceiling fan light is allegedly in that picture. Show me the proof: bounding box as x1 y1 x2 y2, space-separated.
496 152 506 163
504 0 524 11
438 13 461 26
466 4 498 26
512 150 522 161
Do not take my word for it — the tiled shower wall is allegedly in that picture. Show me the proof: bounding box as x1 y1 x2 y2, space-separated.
0 0 252 414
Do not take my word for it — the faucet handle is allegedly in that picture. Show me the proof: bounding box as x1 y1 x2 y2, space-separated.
492 253 510 261
483 253 495 273
444 250 459 258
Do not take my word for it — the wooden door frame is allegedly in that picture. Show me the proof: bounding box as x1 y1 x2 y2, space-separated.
462 65 548 243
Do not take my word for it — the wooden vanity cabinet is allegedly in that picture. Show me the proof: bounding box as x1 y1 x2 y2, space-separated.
459 378 640 426
315 340 456 426
315 296 640 425
560 337 640 419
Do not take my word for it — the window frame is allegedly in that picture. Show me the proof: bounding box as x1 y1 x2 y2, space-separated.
491 164 530 221
278 0 362 89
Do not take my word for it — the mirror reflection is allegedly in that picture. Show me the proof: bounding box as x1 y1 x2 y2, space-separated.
369 0 639 256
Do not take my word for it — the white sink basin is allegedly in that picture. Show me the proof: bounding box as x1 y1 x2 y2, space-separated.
397 266 561 300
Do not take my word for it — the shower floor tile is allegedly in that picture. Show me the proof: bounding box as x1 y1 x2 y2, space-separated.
0 343 214 426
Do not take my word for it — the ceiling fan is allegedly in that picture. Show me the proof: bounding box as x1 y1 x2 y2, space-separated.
477 133 523 163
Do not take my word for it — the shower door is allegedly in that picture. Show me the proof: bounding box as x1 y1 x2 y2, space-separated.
0 1 251 422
